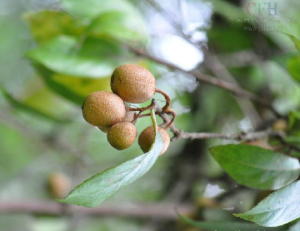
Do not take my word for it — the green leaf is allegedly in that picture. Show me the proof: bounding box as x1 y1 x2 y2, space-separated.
284 136 300 147
87 11 144 41
207 0 249 20
63 0 141 20
27 35 116 78
34 65 111 105
288 56 300 83
210 144 300 190
24 11 84 43
0 86 69 123
78 37 125 58
179 214 283 231
289 111 300 129
57 109 163 207
283 33 300 52
62 0 146 40
234 180 300 227
27 35 121 105
207 25 254 53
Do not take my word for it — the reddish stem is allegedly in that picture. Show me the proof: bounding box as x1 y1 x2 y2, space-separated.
155 88 170 112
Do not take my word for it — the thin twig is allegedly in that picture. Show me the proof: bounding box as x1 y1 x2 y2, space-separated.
0 202 193 219
152 102 284 142
203 50 264 126
127 45 274 109
138 0 280 117
155 88 171 111
177 130 283 141
164 109 176 129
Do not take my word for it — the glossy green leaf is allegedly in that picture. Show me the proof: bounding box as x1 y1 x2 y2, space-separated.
62 0 146 40
24 11 84 43
179 214 283 231
62 0 142 20
57 109 163 207
288 56 300 83
23 86 75 118
27 35 115 78
34 65 111 105
78 37 125 58
0 86 69 123
88 11 143 41
27 35 120 105
210 144 300 190
234 181 300 227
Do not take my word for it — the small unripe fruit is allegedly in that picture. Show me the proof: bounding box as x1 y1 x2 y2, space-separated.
97 125 110 133
82 91 126 127
111 64 156 103
272 119 288 132
138 126 170 155
123 111 136 123
47 173 70 199
107 122 137 150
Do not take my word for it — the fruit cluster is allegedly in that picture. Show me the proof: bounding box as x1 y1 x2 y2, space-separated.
82 64 174 154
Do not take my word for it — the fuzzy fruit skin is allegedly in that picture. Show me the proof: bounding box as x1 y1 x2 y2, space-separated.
97 125 110 133
47 173 70 199
107 122 137 150
272 119 288 132
111 64 156 103
138 126 170 155
123 111 136 123
82 91 126 127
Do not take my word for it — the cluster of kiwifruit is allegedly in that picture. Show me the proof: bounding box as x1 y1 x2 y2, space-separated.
82 64 172 155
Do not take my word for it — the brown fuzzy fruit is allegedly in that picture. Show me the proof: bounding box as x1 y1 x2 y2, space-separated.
97 125 110 133
272 119 288 132
82 91 126 127
138 126 170 155
123 111 136 123
47 173 70 199
107 122 137 150
111 64 156 103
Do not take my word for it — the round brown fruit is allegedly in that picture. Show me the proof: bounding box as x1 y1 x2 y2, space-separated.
272 119 288 132
107 122 137 150
138 126 170 155
47 173 70 199
97 125 110 133
123 111 136 123
111 64 156 103
82 91 126 127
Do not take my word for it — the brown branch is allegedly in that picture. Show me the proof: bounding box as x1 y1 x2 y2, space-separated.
0 202 193 219
134 0 280 117
203 50 264 127
164 109 176 129
150 102 285 142
152 100 181 137
128 46 274 110
177 130 283 141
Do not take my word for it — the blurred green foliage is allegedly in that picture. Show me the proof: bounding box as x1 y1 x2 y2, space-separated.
1 0 300 230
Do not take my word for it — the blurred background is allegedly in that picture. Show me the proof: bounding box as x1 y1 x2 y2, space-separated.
1 0 300 230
